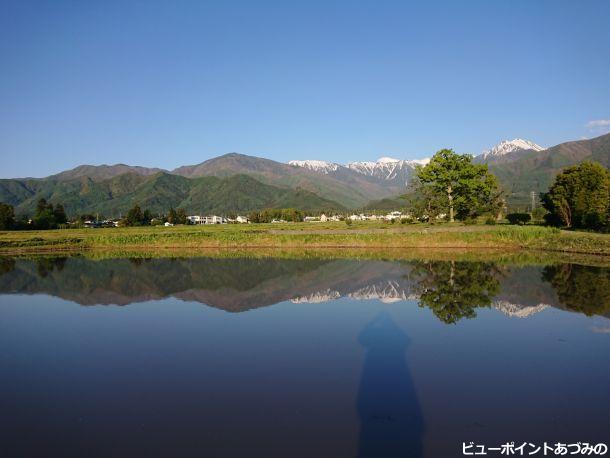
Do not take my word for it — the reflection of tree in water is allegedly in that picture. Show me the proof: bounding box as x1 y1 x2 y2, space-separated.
412 261 501 324
542 264 610 316
0 257 16 276
357 312 424 458
36 257 67 278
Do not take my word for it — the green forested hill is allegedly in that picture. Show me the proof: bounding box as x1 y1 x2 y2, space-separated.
489 133 610 205
172 152 398 208
0 173 344 217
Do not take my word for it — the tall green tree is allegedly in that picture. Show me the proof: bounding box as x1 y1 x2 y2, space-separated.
123 204 150 226
33 198 67 229
0 203 16 230
167 207 178 224
53 204 67 225
175 208 188 224
415 149 502 222
36 198 50 216
541 161 610 230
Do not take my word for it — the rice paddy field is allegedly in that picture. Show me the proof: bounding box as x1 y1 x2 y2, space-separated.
1 221 609 259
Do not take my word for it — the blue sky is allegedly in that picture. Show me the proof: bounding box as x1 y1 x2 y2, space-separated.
1 0 609 178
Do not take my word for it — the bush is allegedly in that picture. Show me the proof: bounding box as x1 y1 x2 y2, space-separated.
345 218 352 226
485 217 497 225
463 217 478 225
506 213 531 225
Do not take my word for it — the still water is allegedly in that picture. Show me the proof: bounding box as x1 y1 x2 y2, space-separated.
0 256 609 457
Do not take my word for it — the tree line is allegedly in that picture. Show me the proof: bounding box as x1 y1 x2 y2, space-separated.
0 198 67 230
247 208 304 223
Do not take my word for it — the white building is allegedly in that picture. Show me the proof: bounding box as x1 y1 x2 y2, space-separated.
187 215 227 224
236 215 249 223
385 211 403 221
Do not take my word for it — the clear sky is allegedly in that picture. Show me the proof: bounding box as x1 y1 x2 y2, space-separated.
1 0 609 178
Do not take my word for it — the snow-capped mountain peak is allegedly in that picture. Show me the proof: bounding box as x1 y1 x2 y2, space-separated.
288 156 430 186
346 157 430 182
288 160 340 174
481 138 544 160
377 156 400 163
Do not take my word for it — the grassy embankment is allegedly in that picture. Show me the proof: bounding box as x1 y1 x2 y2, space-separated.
1 221 609 259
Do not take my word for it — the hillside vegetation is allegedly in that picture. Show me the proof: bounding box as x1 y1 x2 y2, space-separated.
0 173 343 217
490 133 610 204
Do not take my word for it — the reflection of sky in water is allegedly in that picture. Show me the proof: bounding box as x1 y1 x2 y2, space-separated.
0 257 609 457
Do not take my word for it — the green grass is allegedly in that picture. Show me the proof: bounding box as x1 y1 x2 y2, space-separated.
0 222 609 260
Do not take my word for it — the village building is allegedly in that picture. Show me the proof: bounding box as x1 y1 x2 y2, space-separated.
187 215 227 225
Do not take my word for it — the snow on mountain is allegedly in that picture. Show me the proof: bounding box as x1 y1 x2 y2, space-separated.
288 156 430 186
378 156 400 163
288 160 340 174
346 157 429 183
480 139 544 161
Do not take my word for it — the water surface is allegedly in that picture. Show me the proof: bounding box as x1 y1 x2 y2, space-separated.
0 256 609 457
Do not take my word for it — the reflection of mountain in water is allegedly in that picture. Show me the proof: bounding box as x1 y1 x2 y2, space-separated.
0 257 608 321
493 301 549 318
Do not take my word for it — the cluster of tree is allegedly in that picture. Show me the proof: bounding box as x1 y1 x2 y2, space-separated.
33 199 68 229
119 204 192 226
248 208 304 223
407 149 504 222
121 204 153 227
0 203 17 230
541 161 609 231
0 199 68 230
167 207 188 225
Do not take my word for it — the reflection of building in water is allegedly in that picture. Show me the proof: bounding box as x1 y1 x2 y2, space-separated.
357 312 424 458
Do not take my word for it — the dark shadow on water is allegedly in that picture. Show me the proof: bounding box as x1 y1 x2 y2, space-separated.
357 312 424 458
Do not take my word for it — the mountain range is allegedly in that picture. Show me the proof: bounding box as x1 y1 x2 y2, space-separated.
1 133 609 216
